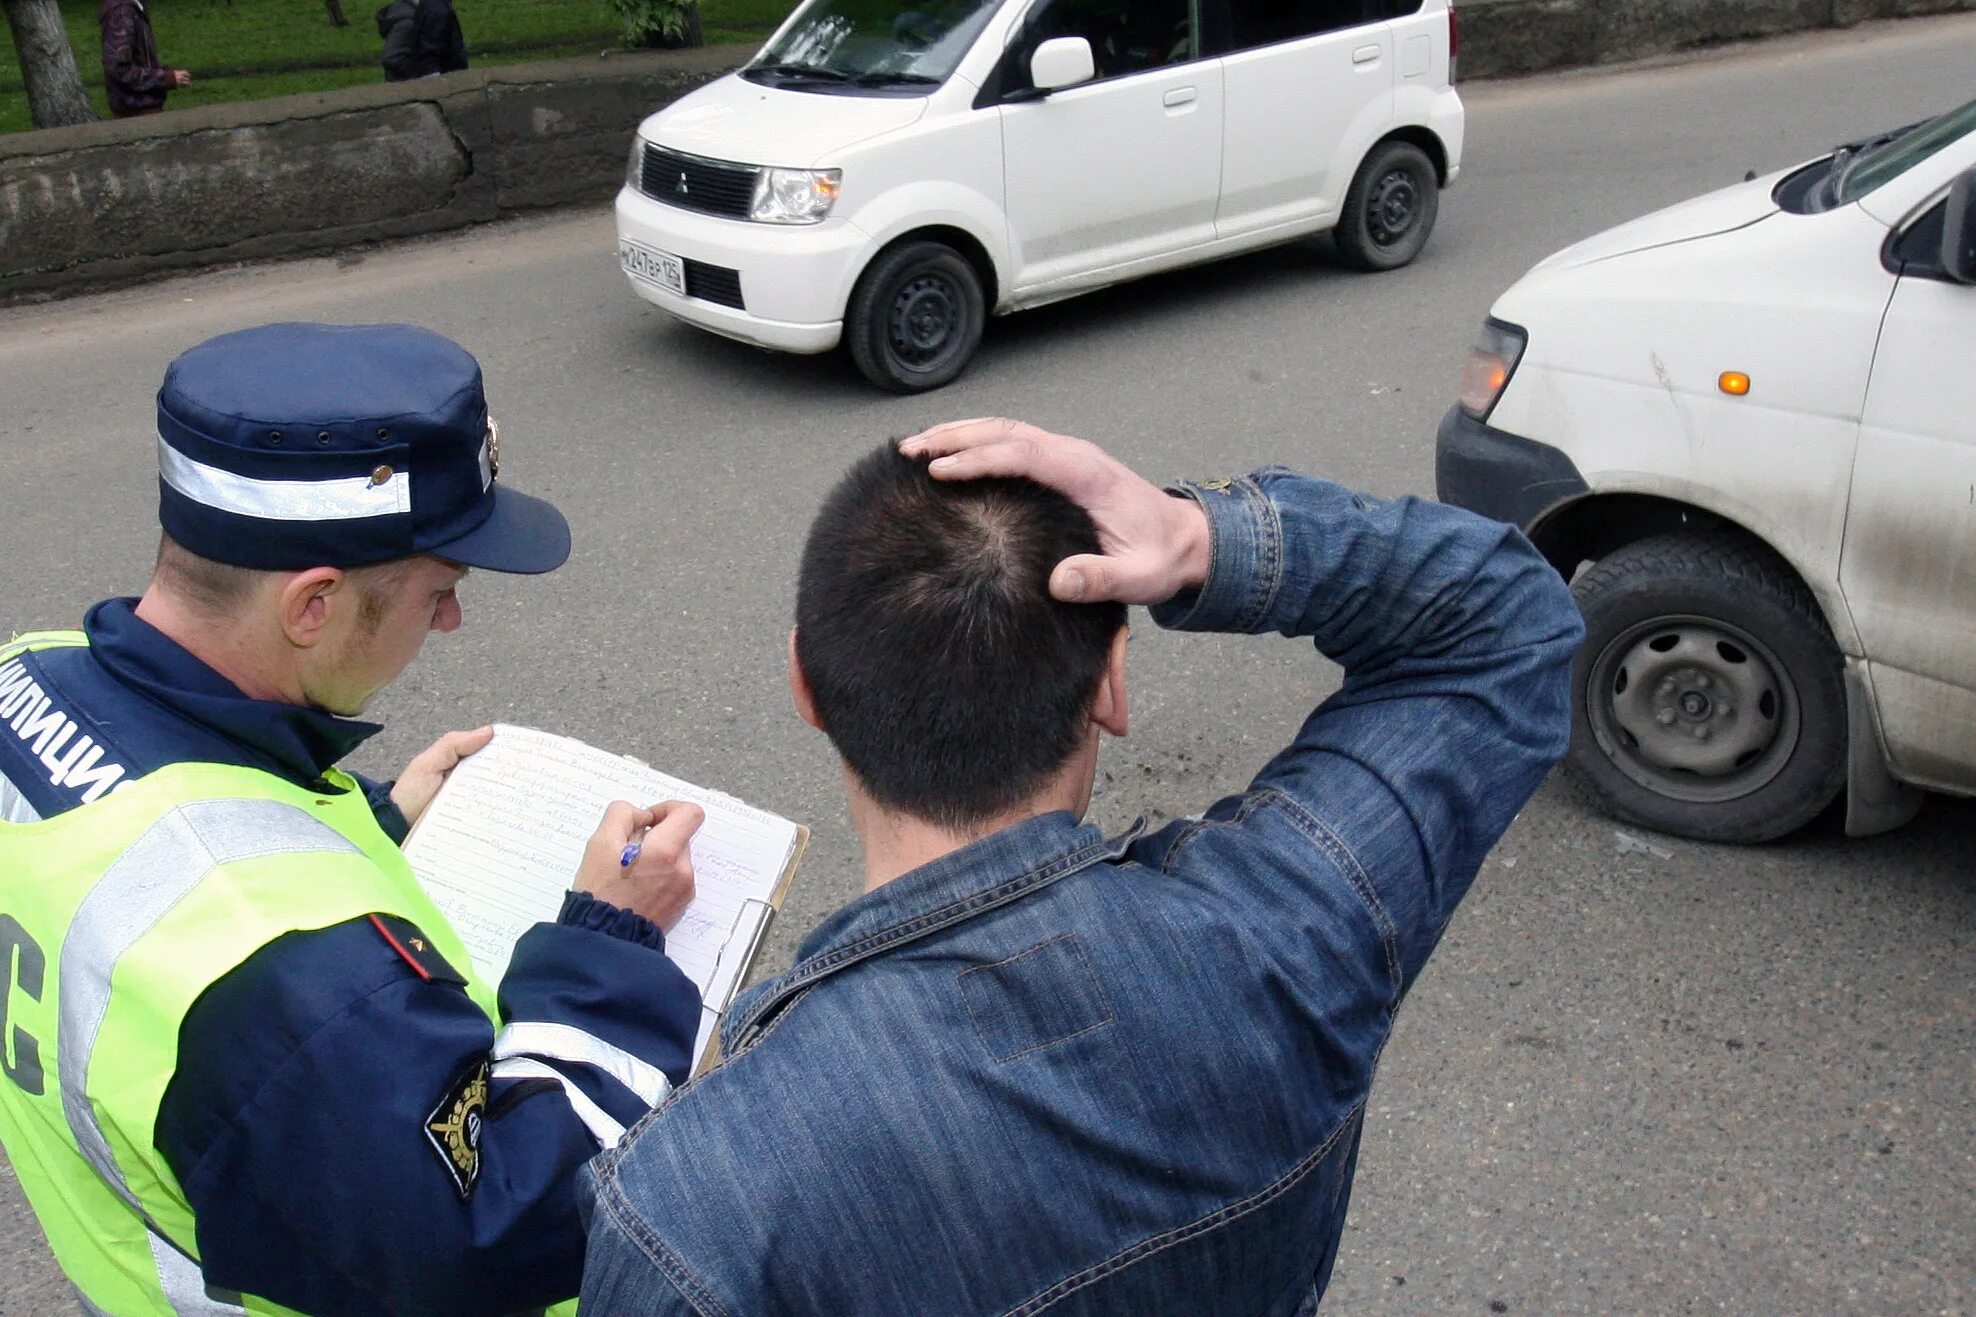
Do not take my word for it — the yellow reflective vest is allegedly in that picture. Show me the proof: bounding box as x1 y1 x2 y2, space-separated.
0 632 573 1316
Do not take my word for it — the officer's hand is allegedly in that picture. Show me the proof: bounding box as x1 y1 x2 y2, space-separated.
389 726 493 828
575 800 704 932
171 69 192 87
902 419 1211 606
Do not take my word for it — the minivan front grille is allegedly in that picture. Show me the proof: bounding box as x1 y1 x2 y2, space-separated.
684 260 745 309
639 144 760 220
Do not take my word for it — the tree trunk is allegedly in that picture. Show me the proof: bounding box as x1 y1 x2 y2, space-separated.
323 0 348 27
3 0 96 128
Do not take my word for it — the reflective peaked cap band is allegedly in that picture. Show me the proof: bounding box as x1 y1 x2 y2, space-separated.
157 436 417 523
151 323 568 574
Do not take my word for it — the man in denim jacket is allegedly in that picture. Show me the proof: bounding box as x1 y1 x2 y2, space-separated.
582 420 1584 1314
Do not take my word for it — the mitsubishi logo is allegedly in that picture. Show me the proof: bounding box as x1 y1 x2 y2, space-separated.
675 171 690 195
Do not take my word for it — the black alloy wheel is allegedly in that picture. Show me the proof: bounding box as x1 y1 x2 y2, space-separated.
1334 139 1440 272
1567 528 1848 844
847 240 986 393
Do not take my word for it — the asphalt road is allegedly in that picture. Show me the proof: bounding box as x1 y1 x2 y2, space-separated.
4 15 1974 1314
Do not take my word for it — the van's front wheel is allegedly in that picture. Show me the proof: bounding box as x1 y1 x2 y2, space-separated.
847 241 985 393
1335 140 1439 272
1569 529 1848 843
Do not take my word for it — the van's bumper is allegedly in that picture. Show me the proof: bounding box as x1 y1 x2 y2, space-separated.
1434 405 1588 531
614 185 869 355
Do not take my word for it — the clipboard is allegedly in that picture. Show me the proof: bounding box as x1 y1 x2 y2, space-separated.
691 824 808 1075
399 723 810 1078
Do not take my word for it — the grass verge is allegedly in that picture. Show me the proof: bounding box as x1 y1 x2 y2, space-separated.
1 0 784 134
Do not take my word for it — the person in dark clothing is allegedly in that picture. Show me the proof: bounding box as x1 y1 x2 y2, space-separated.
99 0 189 117
378 0 469 81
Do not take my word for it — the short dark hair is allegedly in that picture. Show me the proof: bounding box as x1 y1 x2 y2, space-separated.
796 445 1127 830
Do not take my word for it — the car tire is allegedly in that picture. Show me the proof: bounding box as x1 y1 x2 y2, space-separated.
1568 528 1847 844
1333 140 1440 272
846 240 985 394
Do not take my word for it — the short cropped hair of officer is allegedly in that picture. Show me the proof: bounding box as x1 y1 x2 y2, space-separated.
0 323 705 1316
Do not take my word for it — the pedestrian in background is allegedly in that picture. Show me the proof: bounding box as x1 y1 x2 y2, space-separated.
378 0 469 82
99 0 190 117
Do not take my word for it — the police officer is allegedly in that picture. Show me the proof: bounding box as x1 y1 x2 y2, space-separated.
0 323 706 1316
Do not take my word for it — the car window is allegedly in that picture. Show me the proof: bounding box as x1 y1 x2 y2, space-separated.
1019 0 1194 82
1219 0 1379 54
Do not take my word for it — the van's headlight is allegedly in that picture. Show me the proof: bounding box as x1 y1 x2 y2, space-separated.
751 168 842 224
626 136 645 191
1458 319 1528 420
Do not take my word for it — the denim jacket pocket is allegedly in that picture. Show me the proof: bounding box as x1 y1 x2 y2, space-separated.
958 933 1113 1063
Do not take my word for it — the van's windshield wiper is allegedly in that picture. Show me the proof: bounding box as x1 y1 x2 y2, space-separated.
1815 119 1926 208
747 62 852 82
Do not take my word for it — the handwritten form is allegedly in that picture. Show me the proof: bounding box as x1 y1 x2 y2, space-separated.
402 724 805 1066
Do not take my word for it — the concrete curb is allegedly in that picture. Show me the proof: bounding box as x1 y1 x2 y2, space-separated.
4 3 1974 301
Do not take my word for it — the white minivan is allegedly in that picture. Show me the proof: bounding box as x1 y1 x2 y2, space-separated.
1438 98 1976 844
616 0 1463 391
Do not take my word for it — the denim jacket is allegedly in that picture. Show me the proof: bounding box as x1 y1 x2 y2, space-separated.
581 470 1584 1316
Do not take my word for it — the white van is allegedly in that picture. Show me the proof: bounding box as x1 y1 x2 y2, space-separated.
616 0 1463 391
1437 98 1976 843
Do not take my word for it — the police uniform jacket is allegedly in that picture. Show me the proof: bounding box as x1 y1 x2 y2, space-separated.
0 598 700 1316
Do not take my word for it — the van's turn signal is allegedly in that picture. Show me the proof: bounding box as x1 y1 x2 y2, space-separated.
1719 371 1752 396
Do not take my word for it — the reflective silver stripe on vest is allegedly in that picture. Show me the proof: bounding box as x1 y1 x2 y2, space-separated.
150 1229 248 1316
492 1020 673 1108
58 798 362 1224
0 769 41 823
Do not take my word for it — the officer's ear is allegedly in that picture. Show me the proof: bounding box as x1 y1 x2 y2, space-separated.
280 567 349 649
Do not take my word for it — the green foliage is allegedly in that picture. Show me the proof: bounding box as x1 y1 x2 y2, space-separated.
609 0 698 48
1 0 789 134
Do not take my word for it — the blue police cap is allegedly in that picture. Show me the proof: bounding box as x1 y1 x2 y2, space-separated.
156 323 570 574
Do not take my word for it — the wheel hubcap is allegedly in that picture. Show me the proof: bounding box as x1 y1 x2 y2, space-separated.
1588 615 1800 804
889 274 960 366
1366 169 1419 247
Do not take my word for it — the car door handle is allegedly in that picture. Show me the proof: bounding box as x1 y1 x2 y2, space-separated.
1162 87 1197 107
1353 44 1381 64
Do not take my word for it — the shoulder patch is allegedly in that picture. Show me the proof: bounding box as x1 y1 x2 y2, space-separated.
424 1058 489 1200
369 913 465 985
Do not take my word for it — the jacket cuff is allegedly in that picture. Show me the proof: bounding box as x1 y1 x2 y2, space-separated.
557 890 667 952
365 779 411 845
1149 473 1283 636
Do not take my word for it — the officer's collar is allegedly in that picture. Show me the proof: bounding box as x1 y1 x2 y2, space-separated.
84 598 382 786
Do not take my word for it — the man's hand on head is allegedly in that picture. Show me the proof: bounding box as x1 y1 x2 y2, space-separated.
902 419 1211 606
575 800 704 932
390 726 493 828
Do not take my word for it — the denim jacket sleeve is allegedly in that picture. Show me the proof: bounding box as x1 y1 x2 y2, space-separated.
1132 469 1583 999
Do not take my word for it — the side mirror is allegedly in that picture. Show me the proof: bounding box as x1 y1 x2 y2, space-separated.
1943 168 1976 285
1029 36 1094 93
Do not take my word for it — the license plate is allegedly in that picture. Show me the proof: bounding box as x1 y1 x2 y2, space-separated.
618 239 686 296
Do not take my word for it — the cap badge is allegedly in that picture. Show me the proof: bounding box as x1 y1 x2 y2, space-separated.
485 416 501 481
369 465 394 487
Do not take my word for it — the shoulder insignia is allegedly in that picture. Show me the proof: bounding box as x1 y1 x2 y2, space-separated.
424 1058 489 1200
369 913 465 985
